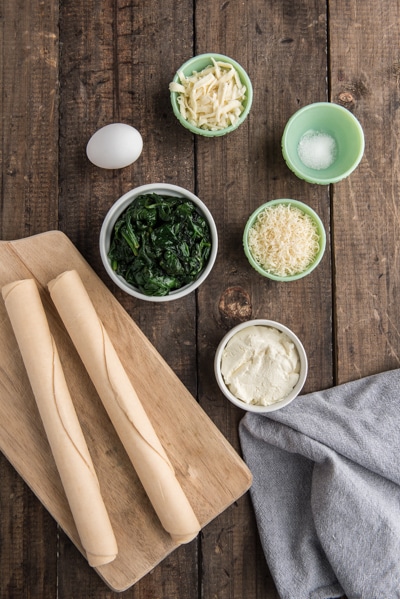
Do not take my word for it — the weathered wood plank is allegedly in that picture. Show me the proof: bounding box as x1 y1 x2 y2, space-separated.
0 1 59 598
0 1 59 240
195 1 331 598
329 0 400 382
57 0 199 597
3 0 398 597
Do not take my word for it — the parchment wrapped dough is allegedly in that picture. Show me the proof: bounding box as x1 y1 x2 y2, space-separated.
2 279 118 567
48 270 200 544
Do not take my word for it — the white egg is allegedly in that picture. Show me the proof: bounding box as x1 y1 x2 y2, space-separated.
86 123 143 169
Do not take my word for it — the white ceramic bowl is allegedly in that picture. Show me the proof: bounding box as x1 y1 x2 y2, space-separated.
100 183 218 302
214 319 308 412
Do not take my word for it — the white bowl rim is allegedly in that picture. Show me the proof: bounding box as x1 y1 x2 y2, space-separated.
99 182 218 302
214 319 308 412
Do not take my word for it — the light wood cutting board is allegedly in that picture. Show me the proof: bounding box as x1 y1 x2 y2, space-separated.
0 231 252 592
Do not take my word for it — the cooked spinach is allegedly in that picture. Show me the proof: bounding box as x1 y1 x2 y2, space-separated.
108 193 212 296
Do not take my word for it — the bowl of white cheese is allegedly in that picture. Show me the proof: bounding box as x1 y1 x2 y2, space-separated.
169 53 253 137
243 199 326 281
214 319 308 412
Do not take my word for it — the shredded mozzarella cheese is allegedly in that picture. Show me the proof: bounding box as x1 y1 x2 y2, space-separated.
247 204 320 277
169 58 247 131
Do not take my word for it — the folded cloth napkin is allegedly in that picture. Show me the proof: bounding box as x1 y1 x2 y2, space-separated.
239 369 400 599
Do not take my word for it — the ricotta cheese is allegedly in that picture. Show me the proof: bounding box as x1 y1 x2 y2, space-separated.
220 325 300 406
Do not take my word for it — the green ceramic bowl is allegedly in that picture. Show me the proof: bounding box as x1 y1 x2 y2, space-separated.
282 102 365 184
243 199 326 282
170 53 253 137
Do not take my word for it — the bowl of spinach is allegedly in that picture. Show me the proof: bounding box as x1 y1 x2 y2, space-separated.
100 183 218 301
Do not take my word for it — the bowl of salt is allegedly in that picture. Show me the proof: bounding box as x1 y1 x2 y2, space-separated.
281 102 365 185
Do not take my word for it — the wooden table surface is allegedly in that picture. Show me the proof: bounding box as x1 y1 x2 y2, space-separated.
1 1 399 598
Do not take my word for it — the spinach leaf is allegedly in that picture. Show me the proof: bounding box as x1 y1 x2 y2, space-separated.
108 193 212 296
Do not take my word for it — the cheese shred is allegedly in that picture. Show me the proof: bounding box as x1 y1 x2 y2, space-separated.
247 204 320 277
169 58 247 131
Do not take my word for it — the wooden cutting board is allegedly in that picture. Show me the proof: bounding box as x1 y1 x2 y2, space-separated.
0 231 252 592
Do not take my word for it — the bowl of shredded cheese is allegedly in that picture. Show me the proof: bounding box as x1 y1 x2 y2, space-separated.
214 319 308 412
281 102 365 184
169 53 253 137
243 199 326 281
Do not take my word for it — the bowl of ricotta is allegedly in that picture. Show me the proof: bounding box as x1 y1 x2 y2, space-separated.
169 53 253 137
243 199 326 281
214 319 308 412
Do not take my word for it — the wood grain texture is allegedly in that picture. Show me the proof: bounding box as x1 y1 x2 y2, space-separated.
194 1 332 597
0 2 60 598
57 2 200 596
2 0 400 597
0 232 251 593
329 1 400 383
0 1 59 241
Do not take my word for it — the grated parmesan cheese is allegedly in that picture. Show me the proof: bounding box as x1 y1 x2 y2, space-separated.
169 58 247 131
247 204 320 277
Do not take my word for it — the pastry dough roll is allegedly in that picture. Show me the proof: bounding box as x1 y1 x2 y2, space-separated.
48 270 200 544
2 279 118 567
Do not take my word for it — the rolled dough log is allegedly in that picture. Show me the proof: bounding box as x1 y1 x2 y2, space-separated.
48 270 200 544
2 279 118 567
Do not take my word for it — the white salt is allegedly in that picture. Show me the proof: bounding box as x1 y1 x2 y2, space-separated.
297 130 337 170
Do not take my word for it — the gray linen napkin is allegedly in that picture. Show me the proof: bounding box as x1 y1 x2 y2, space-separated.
239 369 400 599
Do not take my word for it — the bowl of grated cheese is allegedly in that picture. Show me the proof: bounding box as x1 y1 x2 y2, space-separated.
243 199 326 281
169 53 253 137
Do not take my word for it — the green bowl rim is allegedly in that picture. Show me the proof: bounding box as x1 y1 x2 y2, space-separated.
243 198 327 281
170 52 253 137
281 102 365 185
